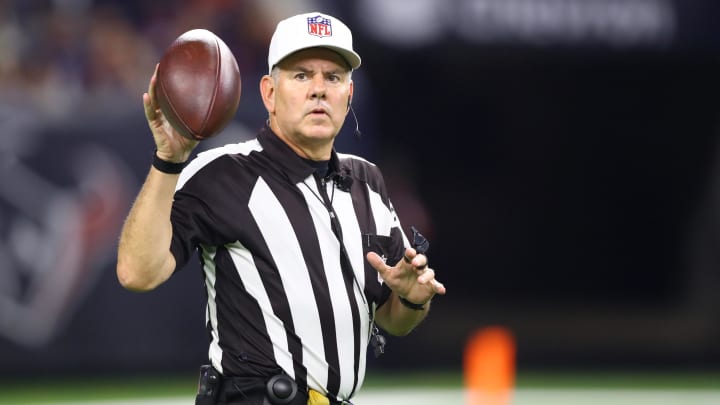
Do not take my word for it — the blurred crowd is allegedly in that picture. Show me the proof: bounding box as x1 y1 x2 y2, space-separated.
0 0 429 258
0 0 325 119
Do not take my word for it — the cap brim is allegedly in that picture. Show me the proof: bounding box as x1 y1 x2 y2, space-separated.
272 45 361 72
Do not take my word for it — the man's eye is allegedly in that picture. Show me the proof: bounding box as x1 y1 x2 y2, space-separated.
295 73 307 80
328 75 340 82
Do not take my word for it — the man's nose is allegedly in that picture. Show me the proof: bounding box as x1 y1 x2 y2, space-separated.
309 76 327 99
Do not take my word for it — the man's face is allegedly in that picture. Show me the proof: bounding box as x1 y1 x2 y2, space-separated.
268 48 353 155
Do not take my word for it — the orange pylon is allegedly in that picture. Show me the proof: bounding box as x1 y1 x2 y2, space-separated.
464 326 516 405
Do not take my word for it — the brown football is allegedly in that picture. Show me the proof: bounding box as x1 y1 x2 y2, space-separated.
156 29 241 140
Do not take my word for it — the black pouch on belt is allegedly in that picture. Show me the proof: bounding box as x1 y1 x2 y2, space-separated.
196 365 221 405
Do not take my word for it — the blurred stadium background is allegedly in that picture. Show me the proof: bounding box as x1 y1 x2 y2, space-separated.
1 0 719 403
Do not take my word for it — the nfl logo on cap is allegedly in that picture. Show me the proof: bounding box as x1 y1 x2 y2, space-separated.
267 12 362 73
307 15 332 37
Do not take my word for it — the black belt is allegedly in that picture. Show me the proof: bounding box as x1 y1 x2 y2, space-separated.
194 365 352 405
219 374 307 405
195 365 308 405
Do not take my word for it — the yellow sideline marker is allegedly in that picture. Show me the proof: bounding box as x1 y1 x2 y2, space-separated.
464 326 516 405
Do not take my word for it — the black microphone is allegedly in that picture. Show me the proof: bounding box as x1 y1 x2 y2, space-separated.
348 104 362 139
334 172 353 192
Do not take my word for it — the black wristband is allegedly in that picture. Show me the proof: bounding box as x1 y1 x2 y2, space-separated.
398 296 427 311
152 151 187 174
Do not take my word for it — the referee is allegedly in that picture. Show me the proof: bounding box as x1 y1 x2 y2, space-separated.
117 11 445 405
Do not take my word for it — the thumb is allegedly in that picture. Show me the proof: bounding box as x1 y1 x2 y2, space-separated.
365 252 389 276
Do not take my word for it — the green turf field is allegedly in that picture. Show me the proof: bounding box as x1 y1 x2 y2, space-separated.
1 370 718 404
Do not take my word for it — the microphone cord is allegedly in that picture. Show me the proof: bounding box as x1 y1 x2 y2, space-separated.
349 105 362 139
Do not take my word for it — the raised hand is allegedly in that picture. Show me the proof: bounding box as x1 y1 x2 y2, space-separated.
366 247 446 307
143 65 198 163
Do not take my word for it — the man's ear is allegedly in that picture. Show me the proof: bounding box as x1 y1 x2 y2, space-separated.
260 75 275 113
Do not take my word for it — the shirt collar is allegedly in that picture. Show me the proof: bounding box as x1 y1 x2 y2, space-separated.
257 125 342 183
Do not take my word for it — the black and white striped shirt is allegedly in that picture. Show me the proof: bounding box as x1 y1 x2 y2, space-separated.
170 126 408 401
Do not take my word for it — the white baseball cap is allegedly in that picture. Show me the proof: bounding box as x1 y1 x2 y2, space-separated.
267 12 362 73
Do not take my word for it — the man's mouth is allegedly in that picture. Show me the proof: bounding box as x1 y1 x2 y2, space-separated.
310 107 328 115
